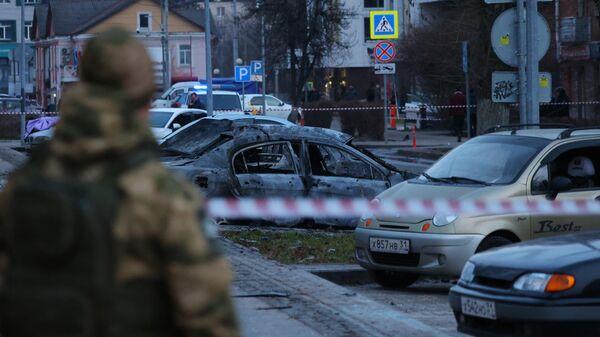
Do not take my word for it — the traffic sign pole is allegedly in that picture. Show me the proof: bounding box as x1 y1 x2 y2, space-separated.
526 0 540 124
517 0 527 124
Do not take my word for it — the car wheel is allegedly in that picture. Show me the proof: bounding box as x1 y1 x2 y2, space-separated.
368 269 419 289
475 235 513 253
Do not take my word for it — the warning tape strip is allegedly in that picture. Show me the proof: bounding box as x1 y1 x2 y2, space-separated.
206 198 600 219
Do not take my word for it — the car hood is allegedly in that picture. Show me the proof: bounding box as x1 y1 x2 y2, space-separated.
151 127 172 140
375 180 507 223
472 232 600 279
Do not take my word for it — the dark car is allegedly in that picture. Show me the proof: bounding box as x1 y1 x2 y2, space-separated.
160 120 409 227
449 231 600 337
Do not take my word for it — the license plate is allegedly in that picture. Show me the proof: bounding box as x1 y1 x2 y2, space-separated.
369 238 410 254
461 296 496 320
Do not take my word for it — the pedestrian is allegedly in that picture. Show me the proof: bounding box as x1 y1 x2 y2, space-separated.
366 82 376 102
189 92 205 110
0 28 239 337
449 89 467 142
551 87 570 118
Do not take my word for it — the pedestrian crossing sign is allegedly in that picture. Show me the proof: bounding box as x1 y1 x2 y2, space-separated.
370 10 399 40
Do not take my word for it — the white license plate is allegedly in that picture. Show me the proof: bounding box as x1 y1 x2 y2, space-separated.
461 296 496 320
369 238 410 254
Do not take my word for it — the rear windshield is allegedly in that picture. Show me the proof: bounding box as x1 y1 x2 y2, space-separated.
424 135 551 185
149 110 174 128
159 118 233 155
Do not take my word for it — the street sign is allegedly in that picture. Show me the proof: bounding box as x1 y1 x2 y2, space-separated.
374 63 396 75
373 41 396 63
250 60 263 82
491 8 551 67
235 65 251 83
492 71 552 103
485 0 550 3
370 10 399 40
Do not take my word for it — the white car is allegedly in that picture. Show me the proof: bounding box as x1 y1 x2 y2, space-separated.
25 128 54 145
152 82 206 108
403 93 438 117
242 94 297 122
149 108 207 142
173 91 244 113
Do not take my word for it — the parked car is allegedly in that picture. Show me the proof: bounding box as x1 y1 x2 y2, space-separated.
242 94 298 122
355 125 600 288
402 93 438 118
172 91 243 113
450 231 600 337
152 82 206 108
25 128 54 145
149 108 207 142
160 122 409 227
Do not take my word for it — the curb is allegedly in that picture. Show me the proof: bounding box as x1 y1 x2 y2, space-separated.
225 239 451 337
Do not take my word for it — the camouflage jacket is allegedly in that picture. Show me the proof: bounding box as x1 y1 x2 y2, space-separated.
0 83 239 337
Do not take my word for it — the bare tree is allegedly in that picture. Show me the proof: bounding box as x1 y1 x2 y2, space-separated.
247 0 353 104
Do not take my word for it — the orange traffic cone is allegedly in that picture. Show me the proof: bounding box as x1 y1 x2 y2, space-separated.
412 125 417 148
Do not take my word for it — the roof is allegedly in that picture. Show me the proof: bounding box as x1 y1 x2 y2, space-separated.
34 0 213 38
492 128 600 140
231 125 353 145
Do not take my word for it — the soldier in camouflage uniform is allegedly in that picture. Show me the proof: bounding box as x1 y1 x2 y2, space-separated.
0 28 239 337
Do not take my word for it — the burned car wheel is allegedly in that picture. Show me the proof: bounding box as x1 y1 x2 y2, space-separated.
368 270 419 289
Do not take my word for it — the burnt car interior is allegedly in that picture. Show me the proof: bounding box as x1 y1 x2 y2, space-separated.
233 143 296 175
307 143 384 180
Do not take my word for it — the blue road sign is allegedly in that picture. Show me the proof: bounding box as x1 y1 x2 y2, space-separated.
251 60 263 75
235 66 251 82
370 10 398 40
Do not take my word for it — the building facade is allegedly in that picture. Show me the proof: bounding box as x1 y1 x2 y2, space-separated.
33 0 211 108
0 0 37 96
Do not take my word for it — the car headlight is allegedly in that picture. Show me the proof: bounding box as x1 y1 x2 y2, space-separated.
432 213 458 227
460 261 475 283
513 273 575 293
359 198 380 227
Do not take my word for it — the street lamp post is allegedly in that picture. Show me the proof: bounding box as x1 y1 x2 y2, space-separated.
257 0 266 115
20 1 25 143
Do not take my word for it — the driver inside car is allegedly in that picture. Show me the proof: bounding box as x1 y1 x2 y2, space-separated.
567 156 596 189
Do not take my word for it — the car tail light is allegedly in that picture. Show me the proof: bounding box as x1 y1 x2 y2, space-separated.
545 274 575 293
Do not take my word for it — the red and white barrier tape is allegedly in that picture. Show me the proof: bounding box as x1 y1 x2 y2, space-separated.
0 111 58 116
207 198 600 219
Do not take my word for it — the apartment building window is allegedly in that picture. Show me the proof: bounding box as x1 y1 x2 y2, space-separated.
0 0 10 3
137 12 151 32
217 6 225 17
364 0 384 8
24 0 39 4
24 21 32 40
0 21 15 41
577 0 587 17
179 44 191 66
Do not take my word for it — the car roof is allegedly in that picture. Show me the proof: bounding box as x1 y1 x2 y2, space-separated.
150 108 207 113
208 113 292 124
490 128 600 140
228 124 353 145
187 90 240 96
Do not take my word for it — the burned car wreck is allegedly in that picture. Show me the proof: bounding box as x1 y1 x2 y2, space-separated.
160 118 410 227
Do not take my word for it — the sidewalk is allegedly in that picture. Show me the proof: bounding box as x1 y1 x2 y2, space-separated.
225 238 451 337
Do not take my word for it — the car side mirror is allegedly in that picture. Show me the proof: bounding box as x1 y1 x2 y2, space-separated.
279 101 285 106
172 123 182 130
546 176 573 200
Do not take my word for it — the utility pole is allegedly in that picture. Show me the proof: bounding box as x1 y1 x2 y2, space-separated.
463 41 471 138
232 0 239 76
204 0 213 115
517 0 527 125
259 0 266 115
19 1 25 143
161 0 170 90
526 0 539 124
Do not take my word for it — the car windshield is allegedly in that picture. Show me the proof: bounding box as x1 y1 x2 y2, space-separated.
188 93 242 110
149 110 174 128
424 135 550 185
159 118 233 156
